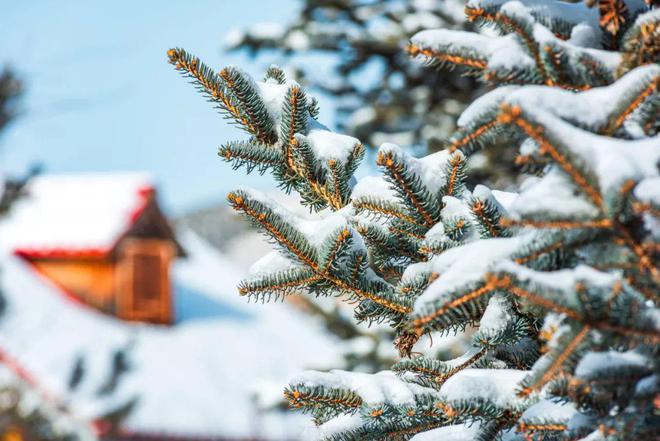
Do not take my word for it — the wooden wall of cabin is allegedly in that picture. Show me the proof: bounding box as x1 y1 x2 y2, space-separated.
30 258 116 312
115 238 175 325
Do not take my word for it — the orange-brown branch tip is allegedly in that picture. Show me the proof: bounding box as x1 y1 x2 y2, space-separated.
167 47 185 65
497 103 522 124
227 192 244 206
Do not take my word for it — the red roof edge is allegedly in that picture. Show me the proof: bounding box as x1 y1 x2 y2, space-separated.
131 186 155 222
106 184 155 254
0 347 40 390
14 247 110 259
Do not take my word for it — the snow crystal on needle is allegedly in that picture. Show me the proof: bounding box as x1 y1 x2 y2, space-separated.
291 370 438 405
635 177 660 206
255 80 291 128
410 423 483 441
499 1 534 24
411 29 534 73
307 119 361 163
458 86 519 127
351 175 396 202
412 235 529 314
511 105 660 196
635 177 660 238
379 143 451 193
503 262 620 291
440 368 529 408
575 350 650 378
249 250 304 276
526 10 618 64
237 187 353 248
521 399 576 422
423 221 446 242
298 208 361 250
509 168 600 220
466 0 600 31
568 23 600 48
479 294 513 333
491 190 518 212
506 65 659 130
498 263 622 308
441 195 472 221
473 185 509 215
487 34 539 72
317 414 362 439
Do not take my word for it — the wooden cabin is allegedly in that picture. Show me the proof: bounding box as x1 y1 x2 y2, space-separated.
4 173 184 325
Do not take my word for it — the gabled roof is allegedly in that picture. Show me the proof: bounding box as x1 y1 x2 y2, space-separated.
0 173 155 258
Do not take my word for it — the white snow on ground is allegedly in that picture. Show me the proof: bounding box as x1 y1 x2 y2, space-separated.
0 227 343 439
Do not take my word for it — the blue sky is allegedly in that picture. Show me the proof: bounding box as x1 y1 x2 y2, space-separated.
0 0 325 214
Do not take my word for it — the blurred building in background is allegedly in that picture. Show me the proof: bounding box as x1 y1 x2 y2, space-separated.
7 174 184 325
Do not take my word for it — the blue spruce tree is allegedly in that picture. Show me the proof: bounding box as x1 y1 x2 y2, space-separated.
169 0 659 439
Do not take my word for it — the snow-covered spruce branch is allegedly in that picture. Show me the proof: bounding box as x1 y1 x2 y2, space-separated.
226 189 411 317
408 0 657 91
170 1 659 438
168 48 362 211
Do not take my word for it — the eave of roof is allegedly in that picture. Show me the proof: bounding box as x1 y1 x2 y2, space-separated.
14 247 111 259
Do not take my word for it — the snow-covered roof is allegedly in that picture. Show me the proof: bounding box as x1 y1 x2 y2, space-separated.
0 173 154 257
0 230 342 440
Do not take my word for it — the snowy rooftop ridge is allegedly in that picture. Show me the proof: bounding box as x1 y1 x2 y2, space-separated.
0 172 154 255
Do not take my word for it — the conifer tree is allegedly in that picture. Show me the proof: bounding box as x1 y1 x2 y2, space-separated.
169 0 659 439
